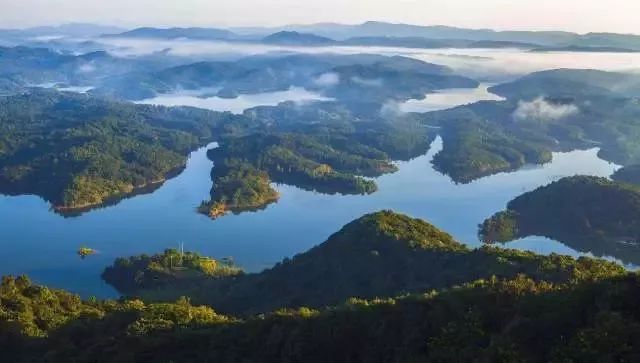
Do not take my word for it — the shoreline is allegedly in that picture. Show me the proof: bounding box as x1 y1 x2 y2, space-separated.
52 163 188 216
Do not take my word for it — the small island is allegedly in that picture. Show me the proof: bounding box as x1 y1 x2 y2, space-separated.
198 105 432 219
479 176 640 264
103 211 624 314
101 248 243 294
77 246 96 258
0 211 634 362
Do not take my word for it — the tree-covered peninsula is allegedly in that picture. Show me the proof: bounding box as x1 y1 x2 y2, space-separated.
0 89 237 212
104 211 623 315
0 211 637 361
199 102 434 218
0 90 433 217
423 69 640 183
480 176 640 264
102 248 242 293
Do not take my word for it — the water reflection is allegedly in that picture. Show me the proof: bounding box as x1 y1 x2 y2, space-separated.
0 136 626 297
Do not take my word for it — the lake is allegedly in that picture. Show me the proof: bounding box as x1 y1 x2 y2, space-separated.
400 83 504 113
0 132 624 297
1 61 635 297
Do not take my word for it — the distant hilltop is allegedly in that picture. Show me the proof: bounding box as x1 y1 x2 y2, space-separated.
91 21 640 52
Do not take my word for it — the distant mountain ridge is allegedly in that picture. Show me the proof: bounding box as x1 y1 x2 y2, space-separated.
102 26 238 40
262 31 336 45
99 21 640 51
233 21 579 44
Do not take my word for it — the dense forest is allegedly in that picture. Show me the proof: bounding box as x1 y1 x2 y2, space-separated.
5 24 640 362
480 176 640 265
0 89 260 211
103 211 623 315
102 249 243 293
421 72 640 183
0 89 434 216
0 211 638 361
90 52 477 104
6 47 640 195
200 102 434 217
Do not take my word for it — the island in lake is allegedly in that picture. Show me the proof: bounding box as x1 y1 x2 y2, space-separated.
0 211 637 362
102 211 623 315
480 176 640 264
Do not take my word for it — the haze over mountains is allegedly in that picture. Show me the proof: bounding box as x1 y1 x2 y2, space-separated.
102 21 640 51
5 8 640 360
4 21 640 52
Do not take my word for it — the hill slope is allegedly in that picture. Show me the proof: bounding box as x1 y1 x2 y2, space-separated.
480 176 640 264
104 211 624 315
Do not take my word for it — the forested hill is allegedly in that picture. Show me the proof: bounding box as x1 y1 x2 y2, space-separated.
0 89 235 212
198 101 435 218
103 211 623 315
422 69 640 183
0 211 637 362
480 176 640 264
0 89 435 217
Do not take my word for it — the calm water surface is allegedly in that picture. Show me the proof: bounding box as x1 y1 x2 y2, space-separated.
0 84 628 297
400 83 504 112
0 137 622 297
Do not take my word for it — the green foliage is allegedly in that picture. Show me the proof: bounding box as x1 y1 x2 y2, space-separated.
6 274 640 362
201 159 280 216
101 249 243 294
200 104 435 216
424 70 640 183
430 114 553 183
0 90 227 211
479 210 519 243
77 246 96 259
480 176 640 264
0 89 434 218
0 211 636 361
109 211 624 316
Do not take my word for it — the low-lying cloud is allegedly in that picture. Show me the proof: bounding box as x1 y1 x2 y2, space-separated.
77 62 97 73
380 100 403 118
313 72 340 87
513 97 579 122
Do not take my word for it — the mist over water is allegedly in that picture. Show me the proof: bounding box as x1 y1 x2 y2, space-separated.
135 87 332 113
1 35 639 297
400 83 505 113
95 37 640 81
0 136 626 297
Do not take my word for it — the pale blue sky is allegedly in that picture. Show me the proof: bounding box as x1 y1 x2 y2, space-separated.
1 0 639 34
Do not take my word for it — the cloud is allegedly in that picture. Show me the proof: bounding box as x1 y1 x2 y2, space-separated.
513 97 579 122
351 76 383 87
313 72 340 87
380 100 402 118
77 63 97 73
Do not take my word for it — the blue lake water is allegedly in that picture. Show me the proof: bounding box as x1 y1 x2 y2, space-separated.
0 84 630 297
0 135 623 298
400 83 504 113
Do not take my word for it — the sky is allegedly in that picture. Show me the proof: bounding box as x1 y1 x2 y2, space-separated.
2 0 640 34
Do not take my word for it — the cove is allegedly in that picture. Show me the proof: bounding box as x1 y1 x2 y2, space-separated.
0 135 623 298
